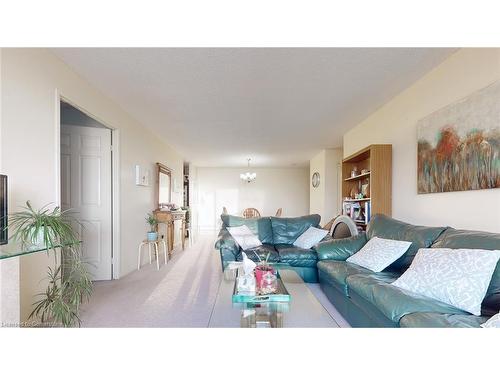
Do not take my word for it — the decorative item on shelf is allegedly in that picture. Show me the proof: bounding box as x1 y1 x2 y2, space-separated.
146 213 158 241
350 185 360 199
240 158 257 183
355 193 364 199
8 201 92 327
351 166 359 178
361 169 370 175
161 203 179 211
311 172 320 188
361 180 370 198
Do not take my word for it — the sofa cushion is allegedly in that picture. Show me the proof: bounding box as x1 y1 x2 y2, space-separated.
431 228 500 316
367 214 447 270
270 214 321 245
346 237 412 272
317 260 378 296
227 225 262 250
346 273 465 324
392 248 500 316
481 312 500 328
236 244 279 263
399 312 487 328
293 226 328 249
315 233 368 261
221 215 274 244
275 244 317 267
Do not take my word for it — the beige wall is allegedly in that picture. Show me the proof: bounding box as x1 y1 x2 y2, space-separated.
309 149 343 225
197 167 309 230
344 48 500 232
0 48 184 322
188 164 199 238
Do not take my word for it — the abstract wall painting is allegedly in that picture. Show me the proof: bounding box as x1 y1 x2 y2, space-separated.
417 81 500 194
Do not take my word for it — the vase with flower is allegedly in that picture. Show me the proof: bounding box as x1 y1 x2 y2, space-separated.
253 251 278 294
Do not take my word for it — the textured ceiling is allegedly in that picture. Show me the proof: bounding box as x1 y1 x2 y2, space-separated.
52 48 455 167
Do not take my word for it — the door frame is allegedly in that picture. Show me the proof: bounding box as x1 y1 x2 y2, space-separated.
55 90 122 279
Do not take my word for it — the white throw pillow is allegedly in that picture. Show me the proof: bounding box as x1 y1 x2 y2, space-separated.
293 227 328 249
481 312 500 328
392 248 500 316
227 225 262 250
346 236 412 272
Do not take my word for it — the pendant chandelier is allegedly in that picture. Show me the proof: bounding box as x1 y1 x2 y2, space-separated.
240 158 256 183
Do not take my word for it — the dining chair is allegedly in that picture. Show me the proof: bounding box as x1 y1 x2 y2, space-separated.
242 208 261 218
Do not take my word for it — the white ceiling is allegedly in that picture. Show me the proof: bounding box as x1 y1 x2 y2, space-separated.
52 48 455 167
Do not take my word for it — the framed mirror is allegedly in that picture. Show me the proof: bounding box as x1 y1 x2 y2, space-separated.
157 163 172 209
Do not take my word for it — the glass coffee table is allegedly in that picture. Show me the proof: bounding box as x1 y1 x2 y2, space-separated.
208 265 339 328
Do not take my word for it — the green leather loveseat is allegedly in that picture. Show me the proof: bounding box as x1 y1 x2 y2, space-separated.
215 213 331 283
316 214 500 328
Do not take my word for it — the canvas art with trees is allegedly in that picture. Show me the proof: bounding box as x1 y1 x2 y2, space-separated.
417 81 500 194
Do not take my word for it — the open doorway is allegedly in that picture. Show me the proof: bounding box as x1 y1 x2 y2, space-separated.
60 101 114 281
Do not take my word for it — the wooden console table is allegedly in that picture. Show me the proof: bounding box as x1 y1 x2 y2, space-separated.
153 209 187 258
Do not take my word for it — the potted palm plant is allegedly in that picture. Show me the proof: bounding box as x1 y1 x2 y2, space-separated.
146 213 158 241
8 201 92 327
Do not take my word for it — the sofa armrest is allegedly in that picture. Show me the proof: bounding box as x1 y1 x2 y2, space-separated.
314 233 367 261
214 228 241 269
215 228 239 252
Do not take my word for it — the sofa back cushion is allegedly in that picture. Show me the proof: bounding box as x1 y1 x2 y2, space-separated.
221 215 274 244
271 214 321 245
367 214 447 271
432 228 500 316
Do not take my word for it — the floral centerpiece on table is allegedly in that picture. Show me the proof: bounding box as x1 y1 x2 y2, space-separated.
253 251 278 295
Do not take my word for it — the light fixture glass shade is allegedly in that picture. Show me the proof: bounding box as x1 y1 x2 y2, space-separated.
240 172 257 182
240 158 256 182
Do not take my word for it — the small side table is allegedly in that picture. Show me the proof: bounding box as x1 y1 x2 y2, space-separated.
154 209 187 258
137 239 168 270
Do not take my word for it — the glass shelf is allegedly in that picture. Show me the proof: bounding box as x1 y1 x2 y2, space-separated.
0 242 80 260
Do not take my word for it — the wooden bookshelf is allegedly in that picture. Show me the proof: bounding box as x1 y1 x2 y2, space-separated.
342 144 392 226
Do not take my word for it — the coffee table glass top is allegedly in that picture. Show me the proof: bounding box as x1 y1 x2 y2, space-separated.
209 264 339 328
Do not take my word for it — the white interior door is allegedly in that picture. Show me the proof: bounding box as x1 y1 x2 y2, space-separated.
61 124 112 281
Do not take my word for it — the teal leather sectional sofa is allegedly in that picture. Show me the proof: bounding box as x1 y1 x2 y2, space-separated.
316 215 500 328
215 214 330 283
214 213 500 327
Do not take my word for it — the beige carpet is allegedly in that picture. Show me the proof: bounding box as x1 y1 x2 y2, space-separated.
80 234 349 327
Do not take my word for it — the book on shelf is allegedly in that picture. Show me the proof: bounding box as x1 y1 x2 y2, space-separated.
343 199 371 226
365 200 371 224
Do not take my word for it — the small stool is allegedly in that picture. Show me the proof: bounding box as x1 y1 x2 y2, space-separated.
137 239 168 270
